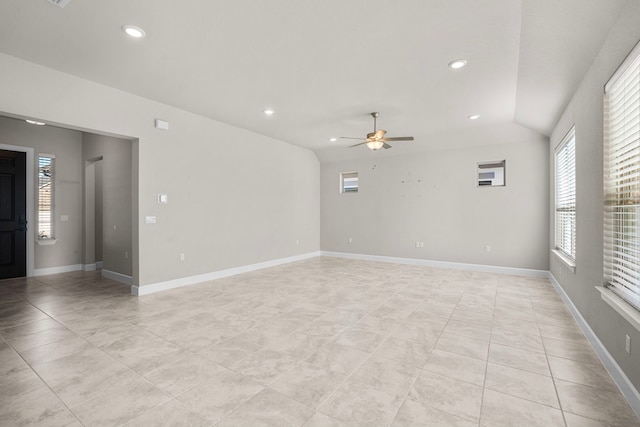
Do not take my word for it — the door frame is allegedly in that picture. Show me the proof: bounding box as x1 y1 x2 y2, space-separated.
0 143 34 277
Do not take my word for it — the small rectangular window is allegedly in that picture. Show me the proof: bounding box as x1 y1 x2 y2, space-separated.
477 160 505 186
38 154 55 240
341 172 358 193
555 127 576 261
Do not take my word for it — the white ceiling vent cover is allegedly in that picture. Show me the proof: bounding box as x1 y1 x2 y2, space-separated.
48 0 71 8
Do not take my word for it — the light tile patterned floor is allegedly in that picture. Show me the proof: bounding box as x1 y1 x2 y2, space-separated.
1 257 639 426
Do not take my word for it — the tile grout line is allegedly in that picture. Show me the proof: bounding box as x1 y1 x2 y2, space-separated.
539 320 569 427
477 281 498 427
387 281 474 426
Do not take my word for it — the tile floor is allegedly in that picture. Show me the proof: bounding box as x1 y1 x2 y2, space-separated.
0 257 639 426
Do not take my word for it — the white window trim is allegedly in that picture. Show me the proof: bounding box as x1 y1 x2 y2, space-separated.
552 249 576 273
340 171 358 194
603 40 640 312
596 286 640 332
37 153 56 242
554 126 576 263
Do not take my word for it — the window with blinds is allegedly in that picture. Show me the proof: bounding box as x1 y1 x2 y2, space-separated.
604 41 640 311
341 172 358 193
555 127 576 260
38 154 55 239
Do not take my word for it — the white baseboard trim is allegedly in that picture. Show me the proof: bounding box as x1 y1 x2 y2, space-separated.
33 264 83 276
102 269 133 286
83 263 97 272
320 251 549 278
548 273 640 419
132 251 322 296
96 261 103 269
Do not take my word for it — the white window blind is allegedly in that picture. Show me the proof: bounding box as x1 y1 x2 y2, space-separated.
555 127 576 260
604 41 640 311
38 154 55 239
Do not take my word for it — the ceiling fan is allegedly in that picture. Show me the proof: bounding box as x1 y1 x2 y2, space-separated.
341 112 414 150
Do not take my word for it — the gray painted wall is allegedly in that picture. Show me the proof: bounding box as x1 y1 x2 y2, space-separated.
83 133 133 277
0 116 83 269
321 137 549 271
0 52 321 287
549 0 640 391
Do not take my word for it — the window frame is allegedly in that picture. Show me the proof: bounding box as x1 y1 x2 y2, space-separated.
340 171 358 193
603 41 640 311
554 126 576 263
37 153 56 241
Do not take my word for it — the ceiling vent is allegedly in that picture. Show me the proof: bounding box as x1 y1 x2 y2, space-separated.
48 0 71 8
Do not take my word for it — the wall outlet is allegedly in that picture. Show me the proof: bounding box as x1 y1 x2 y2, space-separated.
626 335 631 354
420 241 424 248
485 245 491 252
348 237 352 243
296 239 299 245
180 253 185 261
415 241 420 248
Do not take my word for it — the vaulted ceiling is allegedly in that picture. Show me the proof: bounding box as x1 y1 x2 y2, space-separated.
0 0 629 161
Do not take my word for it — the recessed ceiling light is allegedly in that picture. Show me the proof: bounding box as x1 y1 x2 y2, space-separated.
25 119 46 126
263 109 275 116
448 59 467 69
122 25 146 38
468 114 480 120
329 137 338 142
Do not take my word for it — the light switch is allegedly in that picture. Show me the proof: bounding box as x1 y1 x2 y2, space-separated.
145 216 157 224
158 193 168 204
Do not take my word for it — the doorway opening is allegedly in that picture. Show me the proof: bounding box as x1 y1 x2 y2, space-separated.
84 156 103 271
0 114 137 288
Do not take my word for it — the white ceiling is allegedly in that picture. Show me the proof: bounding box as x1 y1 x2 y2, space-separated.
0 0 628 161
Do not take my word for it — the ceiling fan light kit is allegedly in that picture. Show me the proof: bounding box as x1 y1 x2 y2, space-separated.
341 112 414 151
367 140 385 150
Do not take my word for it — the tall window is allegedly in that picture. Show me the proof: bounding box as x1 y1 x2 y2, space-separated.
38 154 55 240
555 127 576 261
604 42 640 310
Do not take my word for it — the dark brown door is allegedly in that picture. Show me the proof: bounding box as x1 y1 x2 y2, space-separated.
0 149 27 279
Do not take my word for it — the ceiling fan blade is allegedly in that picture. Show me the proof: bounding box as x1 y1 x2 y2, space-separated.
340 136 366 140
375 129 387 139
381 136 414 141
349 142 368 148
382 143 392 149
